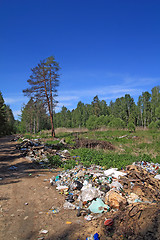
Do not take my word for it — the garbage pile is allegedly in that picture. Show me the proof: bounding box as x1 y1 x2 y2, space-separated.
135 160 160 178
10 134 22 141
50 161 160 222
16 138 71 165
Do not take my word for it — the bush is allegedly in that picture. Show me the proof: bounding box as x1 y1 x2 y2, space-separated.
47 155 62 167
108 118 125 129
128 122 135 132
149 121 157 130
149 121 160 131
96 115 106 127
86 115 98 130
63 159 77 170
155 120 160 129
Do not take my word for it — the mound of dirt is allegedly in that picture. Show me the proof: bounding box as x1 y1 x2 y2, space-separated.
120 165 160 202
101 203 160 240
75 138 115 150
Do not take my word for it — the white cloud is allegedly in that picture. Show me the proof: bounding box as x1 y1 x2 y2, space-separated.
57 96 79 101
13 110 22 118
123 76 160 87
57 102 72 107
59 85 141 99
4 97 27 104
57 73 160 109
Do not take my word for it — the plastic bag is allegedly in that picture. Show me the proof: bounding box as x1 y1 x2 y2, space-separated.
104 168 127 179
88 198 110 213
110 181 123 191
63 201 76 210
70 180 83 190
81 187 99 202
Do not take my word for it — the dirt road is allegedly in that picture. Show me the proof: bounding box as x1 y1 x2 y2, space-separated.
0 136 100 240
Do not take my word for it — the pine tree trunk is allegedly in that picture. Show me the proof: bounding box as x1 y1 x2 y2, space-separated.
36 115 39 133
43 70 55 138
50 114 55 137
34 117 36 134
140 109 143 127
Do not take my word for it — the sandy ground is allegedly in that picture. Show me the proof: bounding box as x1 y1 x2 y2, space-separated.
0 136 101 240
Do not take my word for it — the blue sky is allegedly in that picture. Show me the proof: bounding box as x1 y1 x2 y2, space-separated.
0 0 160 119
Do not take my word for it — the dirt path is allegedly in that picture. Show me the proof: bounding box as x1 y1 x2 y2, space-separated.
0 136 99 240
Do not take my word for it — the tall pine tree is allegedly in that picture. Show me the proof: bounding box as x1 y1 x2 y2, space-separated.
23 56 60 137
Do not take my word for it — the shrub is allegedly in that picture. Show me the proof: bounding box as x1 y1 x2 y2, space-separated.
155 120 160 129
63 159 77 170
108 118 125 129
96 115 106 127
86 115 98 130
47 155 62 167
128 122 135 132
149 121 157 129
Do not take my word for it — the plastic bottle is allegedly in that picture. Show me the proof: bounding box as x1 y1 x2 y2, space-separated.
94 233 100 240
86 234 94 240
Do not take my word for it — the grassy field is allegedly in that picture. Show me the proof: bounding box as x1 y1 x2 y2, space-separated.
23 128 160 170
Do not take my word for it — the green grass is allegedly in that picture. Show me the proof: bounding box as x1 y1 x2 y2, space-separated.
23 129 160 170
70 148 160 169
71 148 136 169
45 140 60 145
76 129 160 157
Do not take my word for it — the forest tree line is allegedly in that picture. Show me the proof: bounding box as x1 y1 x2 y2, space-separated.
1 86 160 136
19 85 160 133
0 91 15 136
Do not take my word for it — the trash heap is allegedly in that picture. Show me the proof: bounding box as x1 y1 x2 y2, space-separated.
10 134 22 141
134 160 160 179
16 138 71 165
50 161 160 221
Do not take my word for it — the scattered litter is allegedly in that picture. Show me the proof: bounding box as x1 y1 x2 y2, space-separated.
86 233 100 240
104 168 127 178
17 209 24 212
88 198 109 213
9 166 17 170
134 161 160 175
10 135 22 141
47 207 60 214
63 202 76 210
104 218 113 226
110 180 123 191
66 221 72 224
24 216 28 220
127 193 141 204
39 229 48 234
16 137 72 166
105 190 127 210
154 174 160 180
84 215 92 221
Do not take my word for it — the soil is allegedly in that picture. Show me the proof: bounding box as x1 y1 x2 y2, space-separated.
0 136 160 240
75 138 115 150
